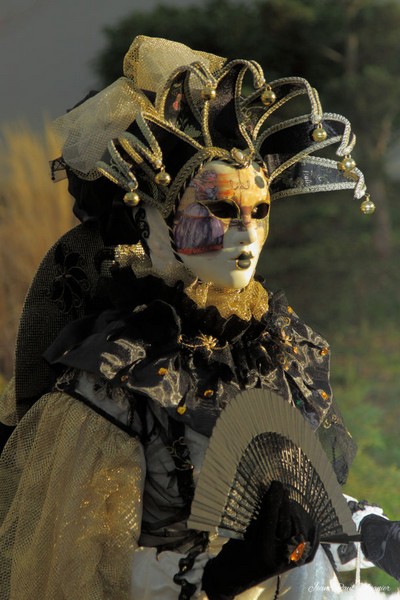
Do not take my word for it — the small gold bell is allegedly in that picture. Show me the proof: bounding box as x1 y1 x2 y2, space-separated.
312 124 328 142
123 191 140 207
155 169 171 186
338 155 356 172
261 87 276 106
360 194 376 215
201 83 216 101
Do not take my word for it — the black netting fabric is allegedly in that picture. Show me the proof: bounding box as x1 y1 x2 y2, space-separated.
12 223 105 419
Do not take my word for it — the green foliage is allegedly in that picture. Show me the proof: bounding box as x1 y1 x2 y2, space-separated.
332 325 400 497
331 325 400 591
259 184 400 334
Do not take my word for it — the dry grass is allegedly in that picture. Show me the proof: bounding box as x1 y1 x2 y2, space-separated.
0 121 76 378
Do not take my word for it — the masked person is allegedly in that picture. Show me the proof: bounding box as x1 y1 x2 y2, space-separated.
0 36 395 600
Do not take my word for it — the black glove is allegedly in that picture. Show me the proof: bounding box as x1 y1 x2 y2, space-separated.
202 481 320 600
360 514 400 581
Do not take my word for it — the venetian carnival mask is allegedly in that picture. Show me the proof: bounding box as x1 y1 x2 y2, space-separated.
173 161 270 289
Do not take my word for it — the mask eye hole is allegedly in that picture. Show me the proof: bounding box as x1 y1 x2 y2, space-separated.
203 201 239 219
251 202 270 219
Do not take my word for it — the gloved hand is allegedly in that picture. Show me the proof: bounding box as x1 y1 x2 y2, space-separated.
325 496 387 572
360 514 400 581
202 481 320 600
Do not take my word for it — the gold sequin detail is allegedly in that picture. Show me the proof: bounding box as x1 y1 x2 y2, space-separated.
204 390 214 398
319 390 330 400
177 405 187 415
157 367 168 376
320 347 329 356
183 278 269 321
120 374 129 383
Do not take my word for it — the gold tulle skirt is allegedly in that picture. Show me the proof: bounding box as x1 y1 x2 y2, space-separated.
0 391 145 600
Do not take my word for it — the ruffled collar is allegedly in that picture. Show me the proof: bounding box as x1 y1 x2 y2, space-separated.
183 278 269 321
45 274 333 437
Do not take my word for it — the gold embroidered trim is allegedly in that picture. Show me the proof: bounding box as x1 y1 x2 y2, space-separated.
184 278 269 321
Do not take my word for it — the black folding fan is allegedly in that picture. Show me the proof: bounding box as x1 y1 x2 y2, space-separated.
188 388 360 544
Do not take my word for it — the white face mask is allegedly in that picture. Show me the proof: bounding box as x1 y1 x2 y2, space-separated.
173 160 270 289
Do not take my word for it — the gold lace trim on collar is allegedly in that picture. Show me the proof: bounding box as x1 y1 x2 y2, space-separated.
183 278 269 321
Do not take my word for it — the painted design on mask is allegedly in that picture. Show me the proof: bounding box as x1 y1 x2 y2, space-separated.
173 202 225 254
174 169 224 254
173 160 270 289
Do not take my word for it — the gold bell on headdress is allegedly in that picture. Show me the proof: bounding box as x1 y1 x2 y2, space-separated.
338 155 356 172
261 86 276 106
360 194 376 215
155 168 171 186
123 191 140 207
201 82 217 101
312 123 328 142
123 178 140 206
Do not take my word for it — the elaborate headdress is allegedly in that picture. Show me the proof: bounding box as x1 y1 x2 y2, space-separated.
52 35 374 224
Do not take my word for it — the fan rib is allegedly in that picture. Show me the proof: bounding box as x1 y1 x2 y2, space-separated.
188 389 356 540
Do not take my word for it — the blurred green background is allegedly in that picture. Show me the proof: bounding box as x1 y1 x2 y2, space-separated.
1 0 399 591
